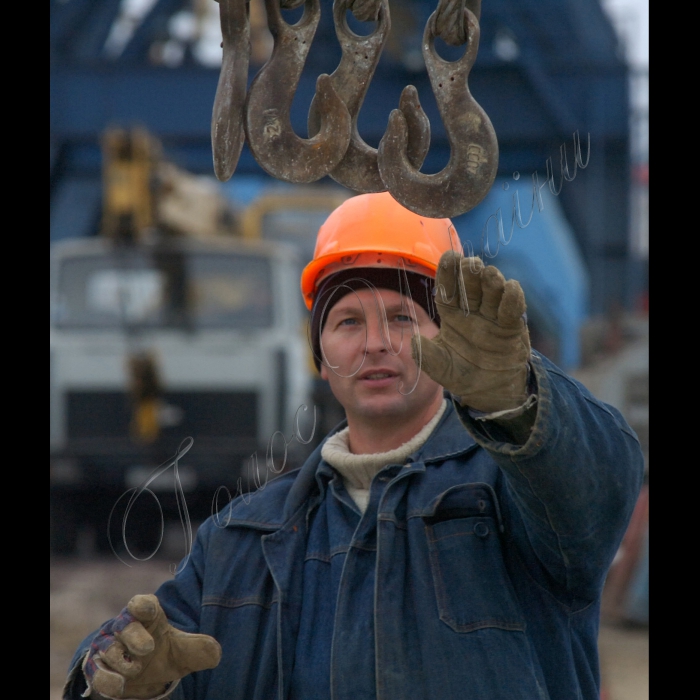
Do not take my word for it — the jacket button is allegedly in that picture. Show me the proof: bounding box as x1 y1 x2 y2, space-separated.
474 522 489 538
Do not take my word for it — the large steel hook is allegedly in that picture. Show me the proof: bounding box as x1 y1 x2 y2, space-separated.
377 6 498 218
307 0 431 193
211 0 250 182
245 0 352 183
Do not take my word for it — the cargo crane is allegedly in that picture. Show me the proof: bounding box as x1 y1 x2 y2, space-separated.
50 127 320 554
50 0 638 552
51 0 635 317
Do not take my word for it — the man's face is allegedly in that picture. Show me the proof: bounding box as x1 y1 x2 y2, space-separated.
319 286 444 424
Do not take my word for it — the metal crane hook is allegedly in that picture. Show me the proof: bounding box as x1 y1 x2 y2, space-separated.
307 0 431 193
377 7 498 218
211 0 250 182
245 0 352 184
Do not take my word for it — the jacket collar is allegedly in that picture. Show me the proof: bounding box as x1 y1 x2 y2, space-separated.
224 394 476 531
220 424 344 531
407 394 476 464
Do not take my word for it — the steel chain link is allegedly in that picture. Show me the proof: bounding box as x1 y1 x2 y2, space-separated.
434 0 467 46
278 0 381 22
347 0 382 22
279 0 478 43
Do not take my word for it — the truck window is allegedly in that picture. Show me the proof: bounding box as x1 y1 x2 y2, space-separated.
54 251 273 330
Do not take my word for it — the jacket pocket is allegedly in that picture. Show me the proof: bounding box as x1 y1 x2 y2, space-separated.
425 515 525 633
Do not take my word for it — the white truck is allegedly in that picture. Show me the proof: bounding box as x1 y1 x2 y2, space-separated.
50 234 313 554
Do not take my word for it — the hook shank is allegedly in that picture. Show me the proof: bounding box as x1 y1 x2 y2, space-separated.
245 0 352 184
308 0 430 193
211 0 250 182
377 8 498 218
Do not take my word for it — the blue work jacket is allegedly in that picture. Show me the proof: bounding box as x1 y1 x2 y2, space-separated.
66 352 644 700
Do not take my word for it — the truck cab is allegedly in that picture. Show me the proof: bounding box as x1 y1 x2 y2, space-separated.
50 234 312 553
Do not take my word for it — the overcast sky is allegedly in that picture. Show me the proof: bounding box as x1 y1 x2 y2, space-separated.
601 0 648 161
601 0 649 69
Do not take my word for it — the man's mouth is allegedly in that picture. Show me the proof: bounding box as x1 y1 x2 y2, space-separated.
358 369 399 383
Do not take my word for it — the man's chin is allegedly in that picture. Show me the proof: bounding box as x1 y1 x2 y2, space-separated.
351 393 414 420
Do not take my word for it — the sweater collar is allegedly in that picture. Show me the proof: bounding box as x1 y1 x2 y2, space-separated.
320 400 448 489
225 393 477 528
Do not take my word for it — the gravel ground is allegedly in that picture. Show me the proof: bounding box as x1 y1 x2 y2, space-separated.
599 622 649 700
51 557 648 700
51 558 175 700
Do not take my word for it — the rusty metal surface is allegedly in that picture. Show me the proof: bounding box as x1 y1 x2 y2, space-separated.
307 0 430 193
377 7 498 218
210 0 496 213
211 0 250 182
434 0 482 45
244 0 352 184
398 85 432 177
465 0 482 21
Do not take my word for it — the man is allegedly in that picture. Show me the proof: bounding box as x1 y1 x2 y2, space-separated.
65 193 644 700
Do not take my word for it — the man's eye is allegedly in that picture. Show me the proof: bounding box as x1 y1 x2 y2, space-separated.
339 318 358 326
394 314 413 323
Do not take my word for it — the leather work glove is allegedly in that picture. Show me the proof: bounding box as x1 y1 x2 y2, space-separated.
83 594 221 699
412 251 532 415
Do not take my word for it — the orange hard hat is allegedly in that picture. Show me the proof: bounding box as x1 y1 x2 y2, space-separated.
301 192 461 310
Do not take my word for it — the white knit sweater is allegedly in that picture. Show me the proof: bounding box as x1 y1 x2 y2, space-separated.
321 400 447 513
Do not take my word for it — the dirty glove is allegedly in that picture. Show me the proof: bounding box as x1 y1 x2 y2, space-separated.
412 251 532 415
83 594 221 699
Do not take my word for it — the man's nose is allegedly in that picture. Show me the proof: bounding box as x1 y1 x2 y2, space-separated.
365 310 402 355
365 316 387 354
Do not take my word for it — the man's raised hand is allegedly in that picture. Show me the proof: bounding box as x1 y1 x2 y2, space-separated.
412 250 532 414
84 594 221 699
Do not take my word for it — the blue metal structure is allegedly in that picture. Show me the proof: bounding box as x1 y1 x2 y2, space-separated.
50 0 633 318
453 178 590 369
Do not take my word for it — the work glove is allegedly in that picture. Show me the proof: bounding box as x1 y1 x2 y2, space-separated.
83 594 221 700
412 251 532 415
